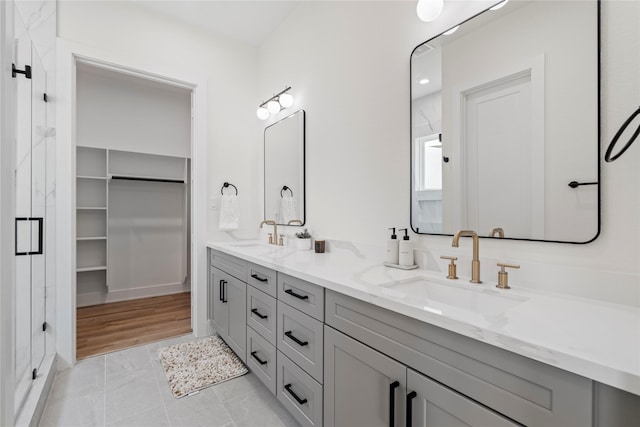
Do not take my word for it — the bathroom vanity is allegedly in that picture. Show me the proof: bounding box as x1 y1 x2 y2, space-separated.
207 241 639 427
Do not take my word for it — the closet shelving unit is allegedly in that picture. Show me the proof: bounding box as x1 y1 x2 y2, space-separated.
76 147 109 292
76 146 189 304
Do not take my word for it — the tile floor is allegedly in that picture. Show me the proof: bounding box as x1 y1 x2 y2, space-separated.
39 334 300 427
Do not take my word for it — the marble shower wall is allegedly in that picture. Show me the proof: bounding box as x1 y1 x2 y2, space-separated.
15 0 57 354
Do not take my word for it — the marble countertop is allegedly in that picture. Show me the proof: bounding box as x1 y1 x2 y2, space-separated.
207 240 640 396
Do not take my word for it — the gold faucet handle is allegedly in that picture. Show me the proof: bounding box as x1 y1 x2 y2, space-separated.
496 262 520 289
268 233 273 245
440 256 458 280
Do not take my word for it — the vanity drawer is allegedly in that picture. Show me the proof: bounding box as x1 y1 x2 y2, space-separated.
277 351 323 427
277 301 323 383
247 262 277 297
325 290 592 427
211 249 247 282
247 285 277 345
247 326 277 395
278 273 324 321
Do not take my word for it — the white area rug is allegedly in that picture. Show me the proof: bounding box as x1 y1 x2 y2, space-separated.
158 335 248 398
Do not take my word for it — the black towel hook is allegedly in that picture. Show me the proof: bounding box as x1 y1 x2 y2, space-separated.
280 186 293 198
605 105 640 162
221 182 238 195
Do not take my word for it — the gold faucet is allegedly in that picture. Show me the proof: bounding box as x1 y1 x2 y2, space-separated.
260 220 278 245
490 227 504 238
452 230 482 284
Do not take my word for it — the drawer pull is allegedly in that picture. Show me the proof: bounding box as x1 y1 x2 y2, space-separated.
390 380 400 427
284 383 308 405
285 331 309 347
406 391 417 427
284 288 309 300
250 351 268 365
251 308 268 320
251 273 268 282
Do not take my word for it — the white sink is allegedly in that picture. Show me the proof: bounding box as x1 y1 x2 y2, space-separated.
229 241 262 248
380 278 527 317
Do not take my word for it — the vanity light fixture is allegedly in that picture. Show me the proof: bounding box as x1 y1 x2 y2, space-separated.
490 0 509 11
256 86 293 121
416 0 444 22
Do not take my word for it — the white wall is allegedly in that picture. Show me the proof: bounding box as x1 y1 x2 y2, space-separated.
58 0 263 242
259 0 640 306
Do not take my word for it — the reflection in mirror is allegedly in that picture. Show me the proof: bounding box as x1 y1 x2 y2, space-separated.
410 0 599 243
264 110 305 225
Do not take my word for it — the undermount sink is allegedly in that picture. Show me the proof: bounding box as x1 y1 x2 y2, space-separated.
229 241 262 248
380 278 527 317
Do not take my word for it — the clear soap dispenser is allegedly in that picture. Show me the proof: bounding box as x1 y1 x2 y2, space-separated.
398 228 414 266
385 227 399 265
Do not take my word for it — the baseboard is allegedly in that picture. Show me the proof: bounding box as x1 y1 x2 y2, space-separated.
15 354 56 427
77 282 190 307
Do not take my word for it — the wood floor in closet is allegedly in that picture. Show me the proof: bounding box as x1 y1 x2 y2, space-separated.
76 292 192 359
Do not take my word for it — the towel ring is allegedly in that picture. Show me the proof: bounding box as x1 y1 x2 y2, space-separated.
281 186 293 198
221 182 238 195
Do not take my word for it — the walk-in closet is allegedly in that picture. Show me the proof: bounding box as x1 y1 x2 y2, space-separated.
74 62 193 358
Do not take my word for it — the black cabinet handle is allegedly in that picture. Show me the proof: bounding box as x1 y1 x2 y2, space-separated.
284 288 309 300
250 351 268 365
406 391 417 427
251 273 268 282
219 279 224 301
284 383 308 405
389 381 400 427
284 331 308 347
220 280 227 303
251 308 268 319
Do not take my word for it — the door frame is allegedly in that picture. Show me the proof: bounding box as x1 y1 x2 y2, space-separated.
56 38 209 368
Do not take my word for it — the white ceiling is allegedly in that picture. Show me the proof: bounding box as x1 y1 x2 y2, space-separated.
132 1 298 46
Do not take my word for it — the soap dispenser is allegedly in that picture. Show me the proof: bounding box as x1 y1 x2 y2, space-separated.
398 228 414 266
385 228 399 264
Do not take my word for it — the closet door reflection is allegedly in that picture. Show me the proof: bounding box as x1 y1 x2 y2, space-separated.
14 23 47 413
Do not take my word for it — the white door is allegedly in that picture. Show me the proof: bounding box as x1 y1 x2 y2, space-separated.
463 72 541 239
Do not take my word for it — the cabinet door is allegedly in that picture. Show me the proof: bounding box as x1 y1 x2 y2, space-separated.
226 276 246 362
324 326 406 427
211 270 228 338
407 369 517 427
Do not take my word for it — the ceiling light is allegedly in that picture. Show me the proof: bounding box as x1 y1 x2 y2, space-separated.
416 0 444 22
443 25 459 35
490 0 508 11
419 78 430 85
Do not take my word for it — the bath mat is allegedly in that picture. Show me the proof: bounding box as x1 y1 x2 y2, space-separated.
158 335 248 398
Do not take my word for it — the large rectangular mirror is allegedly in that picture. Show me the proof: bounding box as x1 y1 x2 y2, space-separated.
264 110 305 225
411 0 600 243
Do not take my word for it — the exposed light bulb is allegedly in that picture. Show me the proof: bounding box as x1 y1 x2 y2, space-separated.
443 25 459 35
416 0 444 22
419 78 430 85
256 107 269 120
267 100 281 114
490 0 508 11
279 93 294 108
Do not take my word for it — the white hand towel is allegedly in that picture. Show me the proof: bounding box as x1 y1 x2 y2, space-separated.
219 194 240 230
279 195 298 224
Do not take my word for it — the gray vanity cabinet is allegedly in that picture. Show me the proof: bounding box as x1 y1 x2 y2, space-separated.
210 265 247 363
324 326 406 427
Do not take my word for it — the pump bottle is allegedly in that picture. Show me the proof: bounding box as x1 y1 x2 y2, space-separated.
385 227 399 264
398 228 414 266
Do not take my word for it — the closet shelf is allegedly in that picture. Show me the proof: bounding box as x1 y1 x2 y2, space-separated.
77 207 107 210
77 266 107 273
77 236 107 241
77 175 107 180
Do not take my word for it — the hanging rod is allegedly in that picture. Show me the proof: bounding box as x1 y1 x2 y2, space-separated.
568 181 597 188
221 182 238 195
110 176 184 184
281 186 293 197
